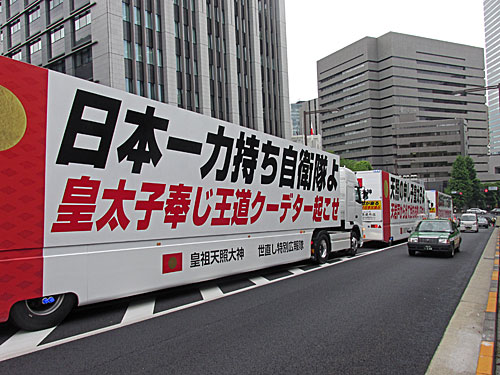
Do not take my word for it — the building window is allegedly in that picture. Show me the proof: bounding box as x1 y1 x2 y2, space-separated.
134 6 141 25
157 49 163 67
51 26 65 43
75 11 91 31
135 43 143 62
10 20 21 34
9 0 17 5
137 80 144 96
74 47 92 80
145 11 153 29
155 14 161 32
124 41 132 59
30 40 42 54
11 50 22 61
49 0 63 10
122 2 130 21
28 7 41 23
125 78 133 93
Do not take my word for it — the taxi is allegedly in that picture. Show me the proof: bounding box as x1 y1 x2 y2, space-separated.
407 219 461 258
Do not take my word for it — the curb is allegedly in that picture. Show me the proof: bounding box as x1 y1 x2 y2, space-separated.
478 232 499 375
426 228 498 375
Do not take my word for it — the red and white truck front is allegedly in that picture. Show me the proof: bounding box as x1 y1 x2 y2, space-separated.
0 57 363 330
356 170 426 244
426 190 453 220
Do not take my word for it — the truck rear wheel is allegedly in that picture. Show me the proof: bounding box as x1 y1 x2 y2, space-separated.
347 231 359 256
313 231 330 264
9 293 76 331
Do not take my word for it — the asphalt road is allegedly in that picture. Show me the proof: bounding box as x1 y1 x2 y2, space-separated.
0 228 493 375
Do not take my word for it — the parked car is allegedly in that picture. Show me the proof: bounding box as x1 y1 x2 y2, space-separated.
407 219 461 257
478 216 490 228
467 208 487 214
460 213 479 232
491 208 500 215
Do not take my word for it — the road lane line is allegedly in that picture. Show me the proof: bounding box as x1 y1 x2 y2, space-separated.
200 285 224 300
249 276 269 286
0 326 56 361
121 298 156 324
288 267 305 275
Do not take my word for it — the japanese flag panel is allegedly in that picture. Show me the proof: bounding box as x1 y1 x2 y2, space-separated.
44 71 342 248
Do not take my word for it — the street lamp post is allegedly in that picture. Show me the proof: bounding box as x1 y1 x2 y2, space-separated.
452 83 500 110
303 107 339 146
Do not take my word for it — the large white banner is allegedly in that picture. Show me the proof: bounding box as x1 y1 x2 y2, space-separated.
44 72 342 247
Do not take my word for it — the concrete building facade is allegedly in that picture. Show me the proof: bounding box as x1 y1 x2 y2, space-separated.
317 32 489 180
0 0 292 139
485 0 500 155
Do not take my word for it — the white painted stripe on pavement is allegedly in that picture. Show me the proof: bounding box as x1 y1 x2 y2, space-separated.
121 298 156 324
249 276 269 286
200 285 224 300
0 326 56 361
288 267 306 275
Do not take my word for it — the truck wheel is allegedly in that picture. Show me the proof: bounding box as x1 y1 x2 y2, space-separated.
313 231 330 264
9 293 76 331
348 231 359 256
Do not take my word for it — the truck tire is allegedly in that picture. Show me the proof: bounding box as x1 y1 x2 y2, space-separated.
9 293 76 331
347 231 359 256
313 231 330 264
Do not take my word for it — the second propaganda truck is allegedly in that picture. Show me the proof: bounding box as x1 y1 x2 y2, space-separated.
356 170 426 244
0 57 363 331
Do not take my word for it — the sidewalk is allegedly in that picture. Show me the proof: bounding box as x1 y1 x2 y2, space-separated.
426 227 499 375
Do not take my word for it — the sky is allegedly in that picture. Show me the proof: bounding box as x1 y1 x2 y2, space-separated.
285 0 486 103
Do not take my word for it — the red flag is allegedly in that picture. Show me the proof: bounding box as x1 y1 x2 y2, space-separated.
162 252 183 273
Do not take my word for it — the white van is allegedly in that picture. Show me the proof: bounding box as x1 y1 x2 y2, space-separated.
459 213 479 232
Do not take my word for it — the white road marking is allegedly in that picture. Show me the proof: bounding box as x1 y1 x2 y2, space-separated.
200 285 224 300
0 244 403 362
249 276 269 286
288 267 306 275
121 298 156 324
0 326 56 361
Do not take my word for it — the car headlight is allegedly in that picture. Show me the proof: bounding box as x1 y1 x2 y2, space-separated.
408 237 418 243
439 238 450 244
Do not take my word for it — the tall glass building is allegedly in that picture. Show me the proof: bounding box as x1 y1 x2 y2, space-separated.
0 0 292 139
485 0 500 154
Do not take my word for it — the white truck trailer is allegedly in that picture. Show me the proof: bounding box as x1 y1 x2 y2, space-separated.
426 190 453 220
0 57 363 330
356 170 426 244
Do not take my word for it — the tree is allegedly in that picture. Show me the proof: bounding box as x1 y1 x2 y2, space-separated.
352 160 373 171
446 156 471 211
464 156 485 208
340 158 356 170
340 158 372 171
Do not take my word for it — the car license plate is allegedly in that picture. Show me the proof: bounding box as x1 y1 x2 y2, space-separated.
466 226 471 230
424 245 432 251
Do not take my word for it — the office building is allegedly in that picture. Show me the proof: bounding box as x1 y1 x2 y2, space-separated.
485 0 500 154
317 32 489 182
0 0 292 139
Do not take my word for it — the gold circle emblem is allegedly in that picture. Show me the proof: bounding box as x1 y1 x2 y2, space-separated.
0 85 27 151
384 180 389 198
168 257 177 269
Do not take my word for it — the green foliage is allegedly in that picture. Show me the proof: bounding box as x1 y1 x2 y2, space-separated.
340 158 373 171
447 156 491 210
352 160 373 171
